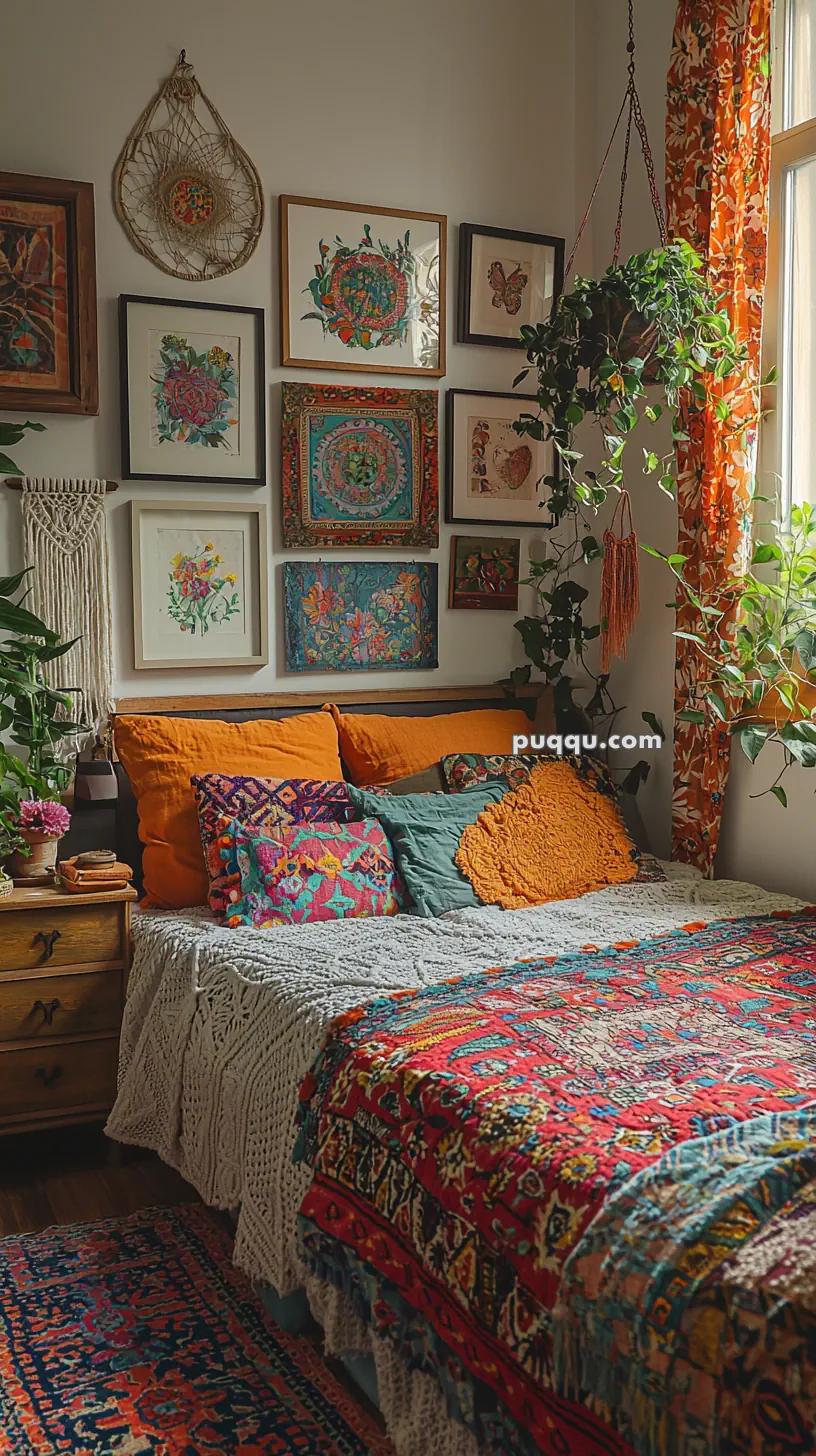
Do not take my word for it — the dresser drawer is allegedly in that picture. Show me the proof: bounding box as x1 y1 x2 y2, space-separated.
0 1037 119 1121
0 970 123 1044
0 904 122 973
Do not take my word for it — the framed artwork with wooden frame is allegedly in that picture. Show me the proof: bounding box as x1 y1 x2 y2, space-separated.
131 499 269 670
119 294 266 485
280 194 446 377
0 171 98 415
445 388 556 527
457 223 564 349
448 535 521 611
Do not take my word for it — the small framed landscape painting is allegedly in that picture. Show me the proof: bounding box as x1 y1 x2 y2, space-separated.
449 536 521 611
0 171 98 415
457 223 564 349
281 380 438 548
284 561 438 673
281 195 446 377
131 500 268 669
446 388 555 527
119 294 266 485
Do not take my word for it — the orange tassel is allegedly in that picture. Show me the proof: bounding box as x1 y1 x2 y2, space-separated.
600 490 640 672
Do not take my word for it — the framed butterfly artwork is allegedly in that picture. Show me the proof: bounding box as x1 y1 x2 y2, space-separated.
445 389 556 527
457 223 564 349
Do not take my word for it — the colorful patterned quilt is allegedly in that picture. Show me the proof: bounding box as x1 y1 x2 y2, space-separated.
294 912 816 1456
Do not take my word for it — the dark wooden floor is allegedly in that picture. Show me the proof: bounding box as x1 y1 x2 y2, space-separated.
0 1124 199 1238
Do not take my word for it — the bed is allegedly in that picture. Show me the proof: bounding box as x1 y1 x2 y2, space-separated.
105 690 816 1456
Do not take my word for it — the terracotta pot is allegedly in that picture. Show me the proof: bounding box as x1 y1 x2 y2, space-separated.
11 829 61 882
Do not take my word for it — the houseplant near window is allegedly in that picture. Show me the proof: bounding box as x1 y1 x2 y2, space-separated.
0 567 86 880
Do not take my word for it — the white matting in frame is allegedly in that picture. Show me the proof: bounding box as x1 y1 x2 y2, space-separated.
445 389 556 526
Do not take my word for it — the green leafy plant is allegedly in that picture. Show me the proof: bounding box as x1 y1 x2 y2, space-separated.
0 419 45 476
0 568 87 863
646 501 816 804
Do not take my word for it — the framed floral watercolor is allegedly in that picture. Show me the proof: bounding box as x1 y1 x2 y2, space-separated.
280 195 446 377
0 171 98 414
448 535 521 611
281 380 438 548
283 561 438 673
131 500 268 669
446 388 557 527
457 223 564 349
119 294 266 484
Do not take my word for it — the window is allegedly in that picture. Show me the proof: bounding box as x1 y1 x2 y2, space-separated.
770 0 816 509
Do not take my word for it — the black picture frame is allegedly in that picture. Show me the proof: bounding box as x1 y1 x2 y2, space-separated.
457 223 565 350
445 388 557 528
119 293 266 486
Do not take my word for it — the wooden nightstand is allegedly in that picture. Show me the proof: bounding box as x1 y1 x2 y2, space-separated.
0 885 137 1136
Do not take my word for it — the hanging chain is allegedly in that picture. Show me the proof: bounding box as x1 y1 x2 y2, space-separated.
567 0 667 280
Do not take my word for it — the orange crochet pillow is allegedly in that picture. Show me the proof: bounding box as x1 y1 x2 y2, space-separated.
456 758 639 909
327 705 535 788
114 712 343 910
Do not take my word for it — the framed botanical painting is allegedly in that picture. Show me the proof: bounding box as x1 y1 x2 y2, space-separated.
281 380 438 548
457 223 564 349
283 561 438 673
0 171 98 414
446 389 556 526
119 294 266 485
449 535 521 611
131 500 268 669
280 195 446 377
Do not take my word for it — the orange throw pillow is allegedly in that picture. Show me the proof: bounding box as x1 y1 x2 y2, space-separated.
327 706 535 787
456 759 639 909
114 713 343 910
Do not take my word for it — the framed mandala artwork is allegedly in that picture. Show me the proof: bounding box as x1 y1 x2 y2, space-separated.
131 500 268 670
457 223 564 349
281 195 446 377
283 561 438 673
0 171 98 415
119 294 266 485
446 389 557 527
281 381 438 549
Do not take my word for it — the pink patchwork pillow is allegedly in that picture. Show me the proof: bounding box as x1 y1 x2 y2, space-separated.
192 773 360 916
218 817 403 928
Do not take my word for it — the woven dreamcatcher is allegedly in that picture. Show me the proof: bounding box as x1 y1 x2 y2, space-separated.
114 51 264 281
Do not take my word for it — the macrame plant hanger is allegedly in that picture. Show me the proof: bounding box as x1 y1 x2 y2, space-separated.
563 0 667 670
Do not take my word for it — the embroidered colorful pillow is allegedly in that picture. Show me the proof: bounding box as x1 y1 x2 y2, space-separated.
219 818 402 928
192 774 360 917
441 752 545 793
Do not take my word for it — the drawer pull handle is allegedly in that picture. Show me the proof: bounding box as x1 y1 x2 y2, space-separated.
34 930 62 962
32 998 61 1027
35 1066 62 1089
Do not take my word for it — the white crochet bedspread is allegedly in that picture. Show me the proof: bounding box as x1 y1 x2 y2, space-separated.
106 864 804 1303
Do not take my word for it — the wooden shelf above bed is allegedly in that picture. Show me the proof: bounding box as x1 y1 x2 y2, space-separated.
113 684 549 715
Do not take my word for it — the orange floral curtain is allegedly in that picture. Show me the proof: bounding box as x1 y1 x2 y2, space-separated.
665 0 772 874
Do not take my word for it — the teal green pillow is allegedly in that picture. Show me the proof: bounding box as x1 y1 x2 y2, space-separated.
348 785 505 918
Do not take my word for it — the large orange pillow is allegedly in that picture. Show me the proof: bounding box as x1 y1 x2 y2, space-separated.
114 713 343 909
327 705 535 787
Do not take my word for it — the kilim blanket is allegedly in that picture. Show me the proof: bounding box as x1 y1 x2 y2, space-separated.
294 911 816 1456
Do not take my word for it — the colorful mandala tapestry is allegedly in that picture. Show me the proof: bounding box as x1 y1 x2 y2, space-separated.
296 911 816 1456
0 1203 391 1455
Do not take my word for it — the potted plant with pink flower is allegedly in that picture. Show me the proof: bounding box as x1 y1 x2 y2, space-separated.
11 799 72 880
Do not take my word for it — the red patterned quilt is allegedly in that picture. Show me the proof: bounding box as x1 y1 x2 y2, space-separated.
295 912 816 1456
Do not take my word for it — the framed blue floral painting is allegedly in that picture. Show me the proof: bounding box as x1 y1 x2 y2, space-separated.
281 380 438 548
283 561 438 673
119 294 266 485
281 195 446 378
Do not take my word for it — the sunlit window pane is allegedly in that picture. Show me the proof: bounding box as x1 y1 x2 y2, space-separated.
788 0 816 127
781 155 816 506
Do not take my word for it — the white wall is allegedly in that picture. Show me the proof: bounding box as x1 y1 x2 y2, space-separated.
0 0 578 700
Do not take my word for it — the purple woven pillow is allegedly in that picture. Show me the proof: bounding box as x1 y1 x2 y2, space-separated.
192 773 359 917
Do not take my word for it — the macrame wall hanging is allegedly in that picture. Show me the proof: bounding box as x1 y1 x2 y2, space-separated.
114 50 264 281
21 480 114 740
600 490 640 673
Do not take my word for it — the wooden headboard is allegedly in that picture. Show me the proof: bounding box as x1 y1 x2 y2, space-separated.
105 685 554 892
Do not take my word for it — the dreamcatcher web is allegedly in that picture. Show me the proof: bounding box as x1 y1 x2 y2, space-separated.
114 51 264 282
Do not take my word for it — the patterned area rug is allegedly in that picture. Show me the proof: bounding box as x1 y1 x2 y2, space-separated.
0 1203 391 1455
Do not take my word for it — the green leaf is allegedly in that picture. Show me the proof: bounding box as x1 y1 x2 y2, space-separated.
732 721 770 762
642 710 663 736
0 452 23 476
770 784 788 807
706 691 728 722
0 600 56 641
677 708 706 724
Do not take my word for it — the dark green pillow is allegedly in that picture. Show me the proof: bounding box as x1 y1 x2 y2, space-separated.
348 784 505 918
